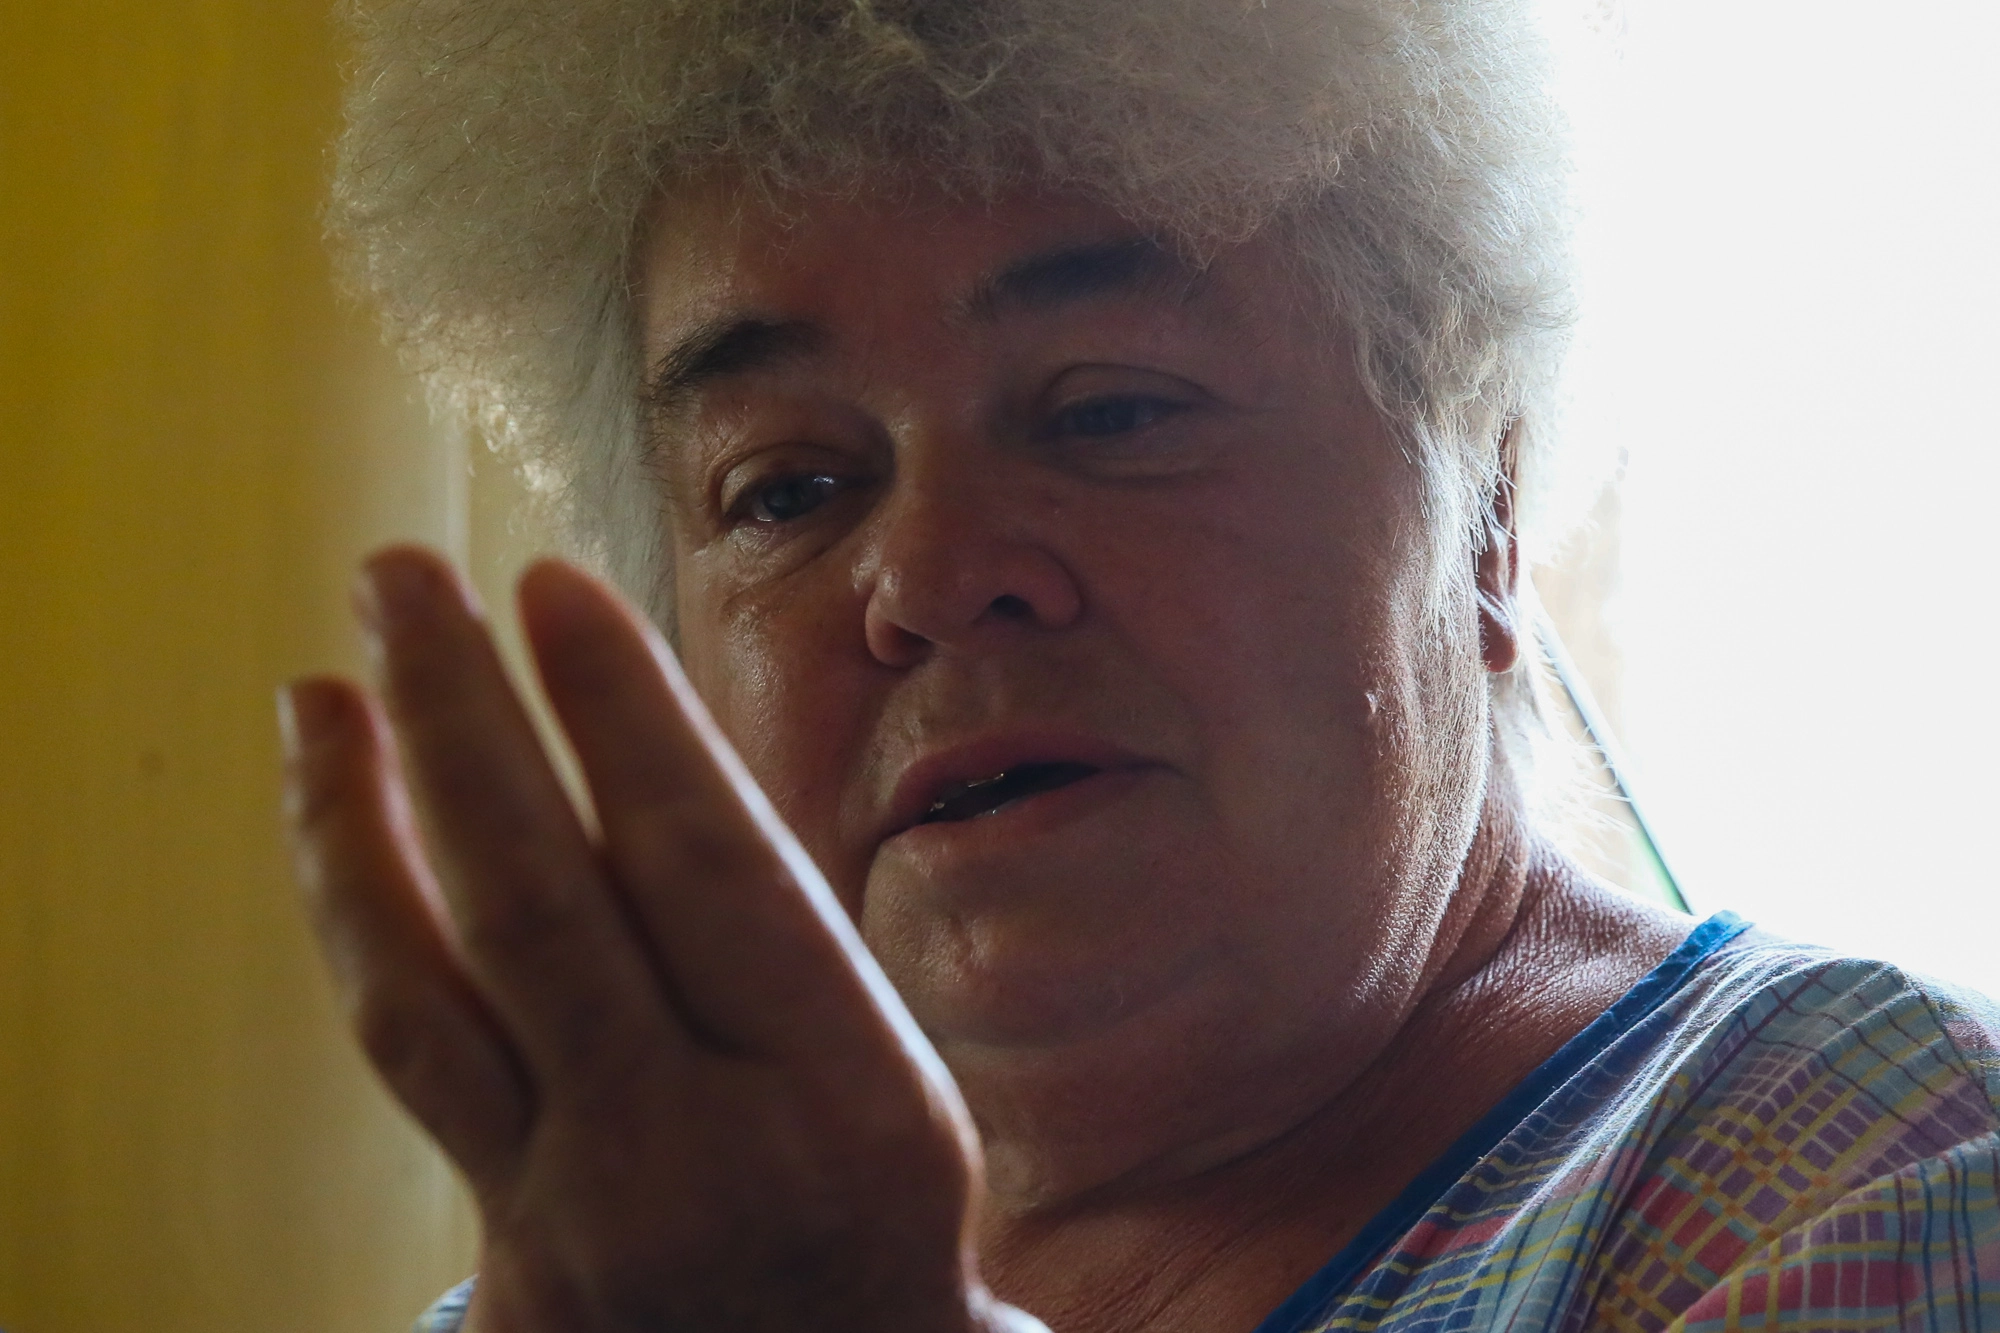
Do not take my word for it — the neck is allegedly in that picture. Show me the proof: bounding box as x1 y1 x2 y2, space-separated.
975 776 1691 1333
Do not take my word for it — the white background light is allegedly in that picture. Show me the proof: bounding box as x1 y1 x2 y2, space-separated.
1552 0 2000 988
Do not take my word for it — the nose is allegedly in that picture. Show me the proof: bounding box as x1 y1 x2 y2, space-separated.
859 471 1084 668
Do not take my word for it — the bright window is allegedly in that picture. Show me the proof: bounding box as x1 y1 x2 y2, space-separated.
1552 0 2000 987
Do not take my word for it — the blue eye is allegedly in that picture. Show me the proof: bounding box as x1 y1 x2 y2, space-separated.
1052 396 1175 438
741 473 842 523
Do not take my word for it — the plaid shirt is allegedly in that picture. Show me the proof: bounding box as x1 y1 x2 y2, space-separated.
1262 913 2000 1333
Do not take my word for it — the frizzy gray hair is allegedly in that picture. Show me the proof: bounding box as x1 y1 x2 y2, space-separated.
328 0 1579 765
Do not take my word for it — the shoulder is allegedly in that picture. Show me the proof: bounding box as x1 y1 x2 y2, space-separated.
1486 914 2000 1183
1644 925 2000 1151
1276 918 2000 1333
1581 923 2000 1330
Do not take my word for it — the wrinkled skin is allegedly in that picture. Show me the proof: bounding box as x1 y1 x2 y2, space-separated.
280 184 1688 1333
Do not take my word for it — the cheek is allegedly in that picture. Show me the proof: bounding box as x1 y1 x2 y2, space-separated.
1096 483 1403 756
1075 445 1472 900
675 561 879 901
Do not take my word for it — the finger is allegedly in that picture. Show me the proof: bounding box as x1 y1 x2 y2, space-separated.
280 675 530 1182
356 545 686 1086
517 559 897 1062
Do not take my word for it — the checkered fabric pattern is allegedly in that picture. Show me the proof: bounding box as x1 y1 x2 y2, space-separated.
1262 918 2000 1333
414 917 2000 1333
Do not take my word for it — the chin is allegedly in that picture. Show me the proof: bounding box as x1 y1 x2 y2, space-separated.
862 850 1230 1052
924 939 1326 1207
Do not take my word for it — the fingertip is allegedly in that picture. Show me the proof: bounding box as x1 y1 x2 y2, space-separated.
519 554 589 588
355 544 482 639
278 678 370 835
516 556 602 635
278 676 364 762
521 556 687 673
516 557 652 677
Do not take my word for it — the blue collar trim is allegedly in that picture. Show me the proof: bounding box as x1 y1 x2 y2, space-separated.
1252 910 1751 1333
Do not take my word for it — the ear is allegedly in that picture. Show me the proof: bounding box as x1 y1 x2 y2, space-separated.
1476 423 1523 675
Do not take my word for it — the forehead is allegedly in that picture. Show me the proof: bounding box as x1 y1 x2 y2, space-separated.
630 185 1264 399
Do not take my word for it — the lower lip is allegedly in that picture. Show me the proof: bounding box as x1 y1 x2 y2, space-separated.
889 765 1156 857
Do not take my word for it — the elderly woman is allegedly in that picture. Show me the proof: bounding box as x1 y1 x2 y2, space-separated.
281 2 2000 1330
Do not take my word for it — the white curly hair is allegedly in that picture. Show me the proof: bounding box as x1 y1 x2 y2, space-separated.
328 0 1581 771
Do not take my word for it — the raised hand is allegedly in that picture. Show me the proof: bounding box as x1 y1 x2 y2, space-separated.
279 545 1034 1333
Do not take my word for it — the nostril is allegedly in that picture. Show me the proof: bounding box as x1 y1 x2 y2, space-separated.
989 593 1034 621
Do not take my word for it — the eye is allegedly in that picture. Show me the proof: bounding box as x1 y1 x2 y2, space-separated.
1048 395 1179 438
733 472 845 524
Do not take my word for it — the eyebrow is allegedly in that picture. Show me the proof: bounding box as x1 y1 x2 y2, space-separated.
961 236 1199 321
643 316 826 415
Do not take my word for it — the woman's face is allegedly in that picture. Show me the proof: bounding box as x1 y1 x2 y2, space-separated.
636 184 1496 1195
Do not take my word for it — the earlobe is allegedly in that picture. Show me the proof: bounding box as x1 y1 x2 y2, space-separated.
1475 501 1521 675
1476 424 1523 676
1477 581 1521 676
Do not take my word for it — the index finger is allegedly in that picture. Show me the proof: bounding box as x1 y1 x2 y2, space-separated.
518 559 934 1072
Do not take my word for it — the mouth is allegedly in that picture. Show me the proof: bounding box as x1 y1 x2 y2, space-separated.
915 762 1102 825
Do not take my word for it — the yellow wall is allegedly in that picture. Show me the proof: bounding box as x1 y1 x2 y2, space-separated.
0 5 523 1329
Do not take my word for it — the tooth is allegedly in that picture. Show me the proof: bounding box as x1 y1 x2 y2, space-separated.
927 771 1008 819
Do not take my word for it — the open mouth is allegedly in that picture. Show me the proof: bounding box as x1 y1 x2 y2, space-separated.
916 762 1102 825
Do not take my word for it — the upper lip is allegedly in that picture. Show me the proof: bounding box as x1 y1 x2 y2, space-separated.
882 731 1154 840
